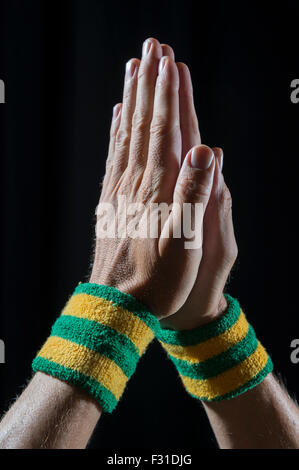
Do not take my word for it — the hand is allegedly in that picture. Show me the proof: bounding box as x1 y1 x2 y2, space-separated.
90 38 216 318
160 45 238 330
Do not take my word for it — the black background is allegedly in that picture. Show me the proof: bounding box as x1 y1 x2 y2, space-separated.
0 0 298 449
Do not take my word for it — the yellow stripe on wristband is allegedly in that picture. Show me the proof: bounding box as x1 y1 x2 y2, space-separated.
160 310 249 364
180 341 269 400
62 293 154 355
37 335 128 400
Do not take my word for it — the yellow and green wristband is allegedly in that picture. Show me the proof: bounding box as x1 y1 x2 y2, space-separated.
32 285 273 411
156 294 273 402
32 282 160 413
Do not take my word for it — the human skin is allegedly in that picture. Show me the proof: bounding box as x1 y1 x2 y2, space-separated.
0 38 298 449
0 373 101 448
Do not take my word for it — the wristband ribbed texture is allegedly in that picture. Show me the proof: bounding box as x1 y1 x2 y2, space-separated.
157 294 273 401
32 283 159 413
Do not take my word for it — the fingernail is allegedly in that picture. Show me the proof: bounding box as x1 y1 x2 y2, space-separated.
142 39 152 57
190 146 214 169
159 56 168 75
219 152 223 172
126 60 136 79
113 104 121 120
213 148 223 171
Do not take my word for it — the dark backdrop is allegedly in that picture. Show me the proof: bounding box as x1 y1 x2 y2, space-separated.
0 0 298 449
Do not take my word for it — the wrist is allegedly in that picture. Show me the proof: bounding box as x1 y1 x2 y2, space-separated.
160 293 228 331
194 294 228 328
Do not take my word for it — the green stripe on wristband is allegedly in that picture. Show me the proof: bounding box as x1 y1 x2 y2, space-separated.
74 283 160 335
32 356 117 412
51 315 140 378
189 356 274 402
168 324 258 380
156 294 241 346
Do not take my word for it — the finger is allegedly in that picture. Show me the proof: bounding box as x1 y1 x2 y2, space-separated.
174 145 215 210
205 147 236 258
159 145 214 307
142 56 181 203
111 58 139 182
128 38 162 170
101 103 122 199
161 43 175 60
210 148 236 242
177 62 201 161
204 147 238 267
106 103 122 170
209 147 224 203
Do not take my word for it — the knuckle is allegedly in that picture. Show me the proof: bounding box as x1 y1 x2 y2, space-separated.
123 86 134 102
225 242 238 268
110 122 118 139
105 157 113 170
219 185 233 213
177 175 210 203
138 182 153 204
216 239 238 273
115 128 130 149
231 242 239 261
150 119 179 139
150 119 168 138
137 68 147 81
132 112 150 134
118 177 130 195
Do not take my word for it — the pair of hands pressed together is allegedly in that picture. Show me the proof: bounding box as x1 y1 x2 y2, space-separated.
2 37 298 451
90 37 238 328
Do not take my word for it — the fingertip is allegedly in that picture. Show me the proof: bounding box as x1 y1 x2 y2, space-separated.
144 36 160 44
126 57 141 69
177 62 193 97
142 37 162 58
176 61 189 73
176 62 191 80
212 147 223 158
158 55 169 74
158 55 179 85
112 103 122 121
212 147 223 172
189 145 214 170
126 58 140 76
161 43 175 60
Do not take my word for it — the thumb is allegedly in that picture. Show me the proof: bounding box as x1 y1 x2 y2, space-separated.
174 145 215 210
158 145 215 309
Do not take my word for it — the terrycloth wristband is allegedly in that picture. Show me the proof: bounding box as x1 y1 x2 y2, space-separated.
157 294 273 402
32 283 160 413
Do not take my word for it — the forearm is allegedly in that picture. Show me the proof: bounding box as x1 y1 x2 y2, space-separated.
0 372 102 449
203 373 299 449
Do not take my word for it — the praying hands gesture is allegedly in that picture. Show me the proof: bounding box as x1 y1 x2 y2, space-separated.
0 38 298 450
